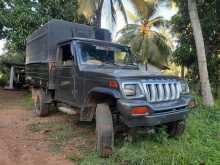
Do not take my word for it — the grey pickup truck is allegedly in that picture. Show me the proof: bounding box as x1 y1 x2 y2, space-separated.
26 20 195 157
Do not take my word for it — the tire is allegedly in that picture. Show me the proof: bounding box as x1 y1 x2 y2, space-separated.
96 103 114 157
32 88 49 117
167 120 185 137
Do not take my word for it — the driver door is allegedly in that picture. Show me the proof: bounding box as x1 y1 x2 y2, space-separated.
55 43 76 103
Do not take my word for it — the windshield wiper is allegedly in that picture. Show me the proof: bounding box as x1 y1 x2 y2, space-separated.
126 64 138 67
115 63 138 67
98 62 119 67
97 62 137 69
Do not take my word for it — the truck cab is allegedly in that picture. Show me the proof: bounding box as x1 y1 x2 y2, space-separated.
54 37 193 124
26 20 195 157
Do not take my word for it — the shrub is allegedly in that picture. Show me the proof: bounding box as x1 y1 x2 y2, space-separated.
0 74 8 87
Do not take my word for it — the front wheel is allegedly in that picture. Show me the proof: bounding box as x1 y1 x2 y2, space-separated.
96 103 114 157
166 120 186 137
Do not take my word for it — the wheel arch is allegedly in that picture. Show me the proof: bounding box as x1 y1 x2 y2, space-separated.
80 87 121 121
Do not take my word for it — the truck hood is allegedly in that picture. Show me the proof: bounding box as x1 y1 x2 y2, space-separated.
80 67 179 80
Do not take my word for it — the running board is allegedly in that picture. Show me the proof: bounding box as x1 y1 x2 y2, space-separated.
58 106 77 115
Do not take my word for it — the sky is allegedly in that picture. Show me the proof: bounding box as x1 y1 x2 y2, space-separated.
0 39 5 55
0 1 177 55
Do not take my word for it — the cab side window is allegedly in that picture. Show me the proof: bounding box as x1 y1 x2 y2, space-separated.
58 44 74 66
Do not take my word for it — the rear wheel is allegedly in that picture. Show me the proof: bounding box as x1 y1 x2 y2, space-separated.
96 103 114 157
32 88 49 117
167 120 185 137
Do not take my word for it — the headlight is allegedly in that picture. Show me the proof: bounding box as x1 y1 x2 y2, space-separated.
180 81 190 94
122 82 144 98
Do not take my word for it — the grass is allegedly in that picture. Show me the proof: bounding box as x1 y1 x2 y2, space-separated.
18 91 33 109
24 92 220 164
49 143 62 154
30 121 75 154
30 118 95 158
67 154 83 162
80 105 220 165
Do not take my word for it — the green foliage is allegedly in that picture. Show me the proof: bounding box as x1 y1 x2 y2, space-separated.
0 73 7 87
0 49 26 86
1 1 42 51
171 0 220 97
0 0 86 52
117 1 171 67
0 0 87 82
80 105 220 165
38 0 79 22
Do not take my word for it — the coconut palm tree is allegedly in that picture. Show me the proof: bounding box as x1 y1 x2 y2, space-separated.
188 0 214 106
164 0 214 106
117 1 171 67
78 0 151 28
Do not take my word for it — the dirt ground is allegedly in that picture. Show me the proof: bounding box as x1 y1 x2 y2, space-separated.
0 89 95 165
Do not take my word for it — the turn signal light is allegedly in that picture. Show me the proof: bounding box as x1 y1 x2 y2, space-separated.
108 80 118 89
131 107 150 116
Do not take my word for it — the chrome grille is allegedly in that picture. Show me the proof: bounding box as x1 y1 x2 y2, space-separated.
143 80 181 102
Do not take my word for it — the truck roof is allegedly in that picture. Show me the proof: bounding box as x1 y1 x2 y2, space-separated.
58 37 129 49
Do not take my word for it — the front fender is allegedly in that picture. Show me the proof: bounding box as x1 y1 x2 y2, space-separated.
88 87 121 99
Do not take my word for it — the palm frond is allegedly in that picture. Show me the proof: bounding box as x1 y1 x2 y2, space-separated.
116 24 139 36
110 0 116 24
115 0 128 24
129 0 147 18
144 37 166 66
158 27 175 49
117 31 136 44
153 31 172 52
143 0 158 19
129 33 144 61
78 0 97 19
154 36 171 57
130 0 157 19
150 33 171 66
143 37 159 64
148 16 165 27
125 9 139 22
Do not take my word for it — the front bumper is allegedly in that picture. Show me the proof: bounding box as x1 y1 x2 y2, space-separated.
117 96 192 127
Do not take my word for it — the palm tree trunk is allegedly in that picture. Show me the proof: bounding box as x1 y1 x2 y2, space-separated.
95 0 104 28
188 0 214 106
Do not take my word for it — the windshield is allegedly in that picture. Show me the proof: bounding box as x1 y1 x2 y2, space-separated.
77 42 137 68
